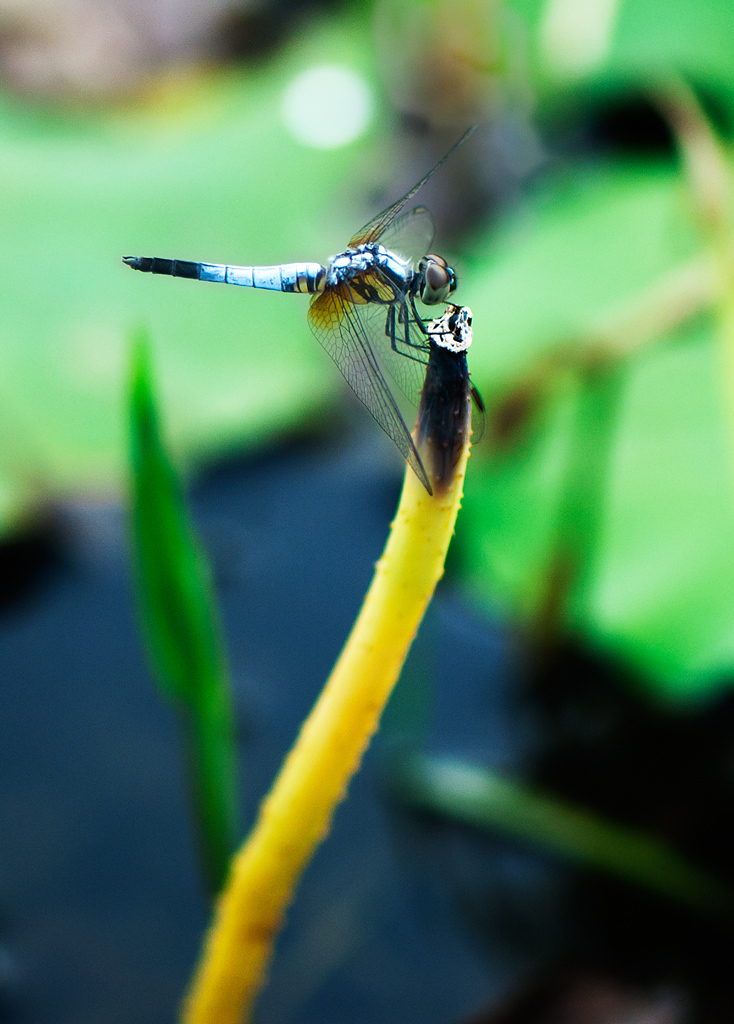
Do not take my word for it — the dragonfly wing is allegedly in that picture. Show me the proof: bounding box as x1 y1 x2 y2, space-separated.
470 384 486 444
372 206 435 265
357 296 429 408
348 126 475 247
308 285 431 492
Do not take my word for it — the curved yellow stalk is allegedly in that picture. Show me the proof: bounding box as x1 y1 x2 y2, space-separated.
181 424 471 1024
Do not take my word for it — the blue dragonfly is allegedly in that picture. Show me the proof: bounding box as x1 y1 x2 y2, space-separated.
124 129 475 493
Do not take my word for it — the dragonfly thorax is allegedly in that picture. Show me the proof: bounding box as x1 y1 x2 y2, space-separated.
326 243 413 302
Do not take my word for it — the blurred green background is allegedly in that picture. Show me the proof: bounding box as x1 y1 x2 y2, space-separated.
2 0 734 705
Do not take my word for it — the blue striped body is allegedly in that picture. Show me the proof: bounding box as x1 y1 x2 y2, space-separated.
124 246 414 301
198 260 326 293
123 256 326 294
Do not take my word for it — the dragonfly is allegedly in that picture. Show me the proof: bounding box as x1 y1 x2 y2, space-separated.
124 128 475 494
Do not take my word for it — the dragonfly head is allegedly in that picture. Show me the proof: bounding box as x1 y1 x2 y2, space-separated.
418 254 457 305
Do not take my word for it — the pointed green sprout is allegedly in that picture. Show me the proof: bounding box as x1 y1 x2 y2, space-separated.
128 330 239 894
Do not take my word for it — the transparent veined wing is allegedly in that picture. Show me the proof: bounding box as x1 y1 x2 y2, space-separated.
355 293 430 409
308 284 431 493
348 126 475 248
371 205 435 265
470 385 486 444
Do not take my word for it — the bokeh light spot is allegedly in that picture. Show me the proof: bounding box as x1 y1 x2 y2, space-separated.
281 66 373 149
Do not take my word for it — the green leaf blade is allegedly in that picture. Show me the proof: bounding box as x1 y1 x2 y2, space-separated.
128 329 239 891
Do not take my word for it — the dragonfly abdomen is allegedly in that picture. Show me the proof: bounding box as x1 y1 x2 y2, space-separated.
123 257 326 294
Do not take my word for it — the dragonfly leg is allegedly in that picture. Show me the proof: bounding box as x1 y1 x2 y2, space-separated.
384 302 429 365
384 304 415 357
409 295 430 336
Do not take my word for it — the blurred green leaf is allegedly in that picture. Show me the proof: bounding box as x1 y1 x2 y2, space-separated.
394 754 734 915
466 162 702 389
0 9 388 530
507 0 734 109
460 161 734 699
129 329 238 893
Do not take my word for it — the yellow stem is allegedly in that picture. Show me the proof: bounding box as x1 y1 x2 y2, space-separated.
181 439 471 1024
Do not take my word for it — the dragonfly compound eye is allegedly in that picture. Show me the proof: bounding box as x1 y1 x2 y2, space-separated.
419 254 456 304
